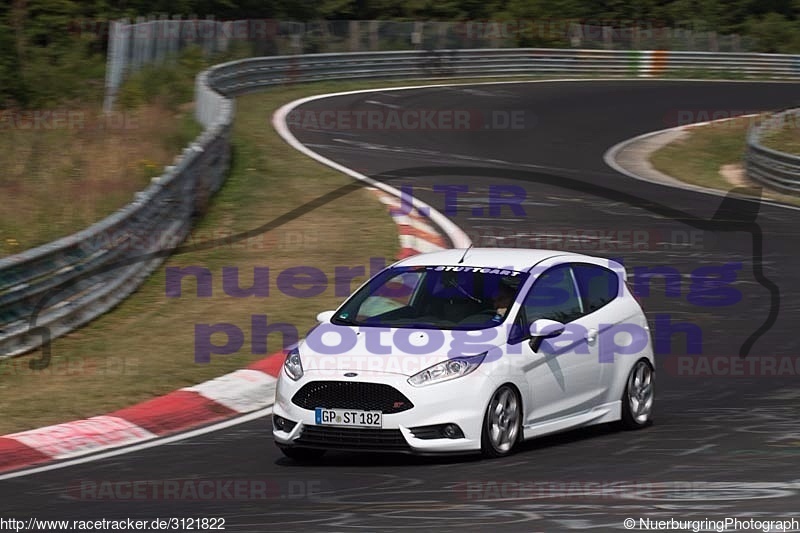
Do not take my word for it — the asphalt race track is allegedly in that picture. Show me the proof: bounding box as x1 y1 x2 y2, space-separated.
3 81 800 532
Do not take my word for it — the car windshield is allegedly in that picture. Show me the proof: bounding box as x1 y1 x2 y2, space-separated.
332 266 529 330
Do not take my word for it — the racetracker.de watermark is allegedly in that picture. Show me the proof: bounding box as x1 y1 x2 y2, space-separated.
466 227 707 251
0 110 139 131
285 109 528 131
0 355 138 377
68 478 321 501
458 480 654 500
663 355 800 377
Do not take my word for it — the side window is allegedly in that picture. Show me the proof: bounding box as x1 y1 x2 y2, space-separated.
572 264 620 314
522 265 583 325
508 312 527 344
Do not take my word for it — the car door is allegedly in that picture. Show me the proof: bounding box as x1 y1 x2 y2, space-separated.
571 261 650 406
570 263 623 405
514 263 598 424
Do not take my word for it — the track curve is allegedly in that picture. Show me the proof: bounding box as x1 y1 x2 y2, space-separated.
3 80 800 532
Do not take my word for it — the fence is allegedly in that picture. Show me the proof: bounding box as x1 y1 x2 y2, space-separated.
746 109 800 193
104 18 755 111
5 47 800 358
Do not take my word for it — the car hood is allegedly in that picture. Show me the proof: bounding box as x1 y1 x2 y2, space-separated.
298 323 506 377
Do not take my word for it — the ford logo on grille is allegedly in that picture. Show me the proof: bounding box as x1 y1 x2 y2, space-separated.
344 372 358 377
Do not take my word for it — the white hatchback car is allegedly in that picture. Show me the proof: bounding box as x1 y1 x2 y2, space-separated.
273 248 655 459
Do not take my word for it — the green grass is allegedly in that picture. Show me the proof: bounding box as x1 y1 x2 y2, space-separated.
650 118 752 191
0 46 231 257
0 83 402 434
650 116 800 206
760 118 800 155
0 104 201 257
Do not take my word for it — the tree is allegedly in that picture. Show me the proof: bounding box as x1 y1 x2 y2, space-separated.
746 11 800 52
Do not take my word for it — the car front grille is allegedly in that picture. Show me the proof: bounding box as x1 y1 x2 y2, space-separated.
291 381 414 414
295 426 410 451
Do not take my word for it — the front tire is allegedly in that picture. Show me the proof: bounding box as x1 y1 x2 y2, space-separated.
620 359 654 429
481 385 522 458
277 445 326 462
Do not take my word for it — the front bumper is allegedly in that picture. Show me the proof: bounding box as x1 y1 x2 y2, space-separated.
272 369 497 454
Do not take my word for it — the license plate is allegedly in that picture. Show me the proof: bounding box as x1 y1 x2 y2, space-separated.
314 408 382 428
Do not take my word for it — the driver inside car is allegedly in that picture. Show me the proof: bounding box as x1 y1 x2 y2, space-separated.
458 280 517 326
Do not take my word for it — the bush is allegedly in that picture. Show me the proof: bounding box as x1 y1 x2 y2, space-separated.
745 13 800 54
116 43 256 112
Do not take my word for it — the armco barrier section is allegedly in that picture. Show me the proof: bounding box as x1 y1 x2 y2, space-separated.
0 113 232 359
200 50 800 103
4 48 800 358
103 19 758 112
746 109 800 193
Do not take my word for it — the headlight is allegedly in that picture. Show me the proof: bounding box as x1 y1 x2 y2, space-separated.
407 353 486 387
283 347 303 381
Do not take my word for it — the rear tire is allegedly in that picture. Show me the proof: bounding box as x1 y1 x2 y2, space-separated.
277 445 326 462
620 359 654 429
481 385 522 458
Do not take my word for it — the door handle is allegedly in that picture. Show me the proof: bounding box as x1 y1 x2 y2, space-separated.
587 329 598 344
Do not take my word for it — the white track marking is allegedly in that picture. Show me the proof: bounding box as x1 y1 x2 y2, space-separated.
186 369 277 413
273 92 473 249
603 117 800 213
390 215 439 235
8 416 157 460
364 99 402 109
399 234 445 254
279 77 800 215
0 407 272 481
676 443 717 455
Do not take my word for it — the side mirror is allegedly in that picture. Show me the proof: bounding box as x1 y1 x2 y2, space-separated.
528 319 565 352
316 310 336 323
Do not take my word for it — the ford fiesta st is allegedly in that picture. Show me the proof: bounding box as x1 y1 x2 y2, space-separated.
273 248 654 460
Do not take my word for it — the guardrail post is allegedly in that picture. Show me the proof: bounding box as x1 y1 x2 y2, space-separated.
369 20 379 51
568 23 582 48
290 33 302 54
349 20 360 52
709 31 718 52
412 21 424 50
603 26 613 49
436 21 448 49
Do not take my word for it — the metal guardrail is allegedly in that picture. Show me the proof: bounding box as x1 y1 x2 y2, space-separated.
4 48 800 358
200 50 800 104
746 109 800 193
104 18 757 112
0 116 232 359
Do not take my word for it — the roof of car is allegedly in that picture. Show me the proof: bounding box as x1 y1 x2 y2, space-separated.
395 247 585 272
